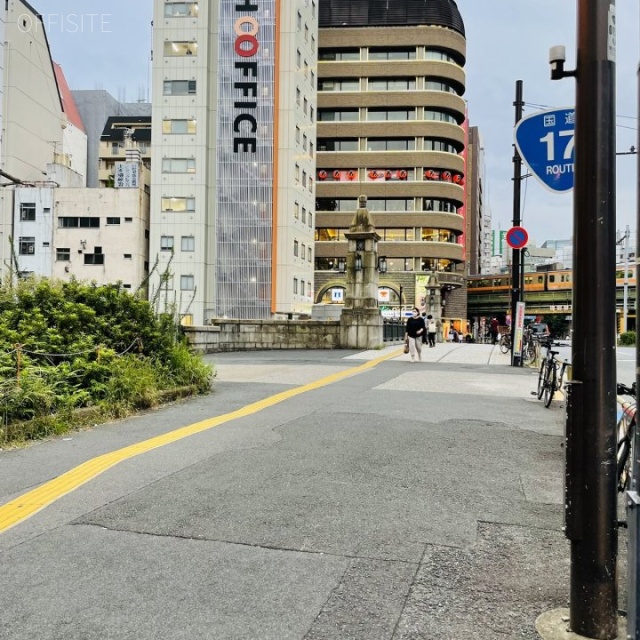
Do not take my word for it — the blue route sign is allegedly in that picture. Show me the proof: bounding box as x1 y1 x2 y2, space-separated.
514 107 575 193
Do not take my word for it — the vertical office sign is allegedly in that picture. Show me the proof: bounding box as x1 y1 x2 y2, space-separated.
216 0 276 319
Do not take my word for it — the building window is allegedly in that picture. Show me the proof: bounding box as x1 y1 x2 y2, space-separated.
316 198 358 212
295 126 301 143
310 106 314 123
162 197 196 212
164 41 198 56
315 228 347 242
311 35 316 52
181 236 195 251
307 247 312 262
301 207 306 223
84 248 104 265
125 217 133 222
296 88 301 105
58 217 100 228
319 48 360 61
55 247 70 261
164 2 199 17
422 198 459 213
161 236 174 251
124 254 132 259
163 80 197 95
295 164 300 183
368 47 416 60
318 79 359 92
106 217 121 225
424 109 458 124
424 79 458 94
318 109 359 122
367 108 416 121
310 142 314 158
305 24 309 41
294 201 299 219
294 240 299 257
180 275 195 290
424 139 458 153
162 158 196 173
163 119 197 134
368 78 416 91
367 199 415 212
303 98 308 115
302 171 307 187
111 142 122 155
425 49 458 64
293 278 298 294
366 138 415 152
296 49 301 68
297 11 302 28
317 138 358 152
302 134 308 151
19 203 36 221
308 212 312 227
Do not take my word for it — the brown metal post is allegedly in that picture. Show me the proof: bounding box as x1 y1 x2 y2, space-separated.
567 0 618 637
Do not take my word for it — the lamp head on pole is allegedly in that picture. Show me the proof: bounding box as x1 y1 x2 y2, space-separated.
378 256 387 274
354 254 363 272
337 257 346 274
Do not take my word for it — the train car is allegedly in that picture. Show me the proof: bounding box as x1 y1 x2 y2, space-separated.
468 273 546 293
546 270 572 291
615 267 637 288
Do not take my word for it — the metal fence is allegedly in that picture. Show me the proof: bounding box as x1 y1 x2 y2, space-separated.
383 319 405 342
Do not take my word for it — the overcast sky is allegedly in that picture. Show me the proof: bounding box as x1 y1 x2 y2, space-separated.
37 0 638 245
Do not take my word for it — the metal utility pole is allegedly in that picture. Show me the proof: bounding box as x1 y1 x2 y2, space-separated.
566 1 618 637
510 80 524 367
623 224 629 333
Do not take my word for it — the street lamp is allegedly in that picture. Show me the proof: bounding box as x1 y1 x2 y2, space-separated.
354 254 363 272
337 257 346 274
378 256 387 273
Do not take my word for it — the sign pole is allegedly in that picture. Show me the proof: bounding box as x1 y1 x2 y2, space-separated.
566 0 618 636
510 80 524 367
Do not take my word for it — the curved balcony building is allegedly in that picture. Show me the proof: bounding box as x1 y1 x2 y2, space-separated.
314 0 467 316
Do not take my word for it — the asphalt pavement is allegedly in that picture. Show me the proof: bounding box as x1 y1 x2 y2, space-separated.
0 342 593 639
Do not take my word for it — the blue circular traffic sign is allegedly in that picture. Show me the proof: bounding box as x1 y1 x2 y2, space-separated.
506 226 529 250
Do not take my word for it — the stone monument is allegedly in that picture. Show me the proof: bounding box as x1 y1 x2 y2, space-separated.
339 195 384 349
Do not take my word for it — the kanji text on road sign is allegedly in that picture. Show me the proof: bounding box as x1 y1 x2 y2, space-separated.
506 226 529 250
514 107 575 193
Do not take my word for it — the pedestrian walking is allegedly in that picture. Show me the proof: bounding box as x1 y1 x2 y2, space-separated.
490 317 499 344
405 308 426 362
426 314 437 347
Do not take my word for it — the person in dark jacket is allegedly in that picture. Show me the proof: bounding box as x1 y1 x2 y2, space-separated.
405 308 426 362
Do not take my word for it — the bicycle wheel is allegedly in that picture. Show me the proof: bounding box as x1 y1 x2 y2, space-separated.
523 342 536 366
617 410 634 492
537 361 546 399
543 363 556 408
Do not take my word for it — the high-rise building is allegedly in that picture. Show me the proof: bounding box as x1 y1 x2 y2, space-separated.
150 0 317 324
314 0 468 317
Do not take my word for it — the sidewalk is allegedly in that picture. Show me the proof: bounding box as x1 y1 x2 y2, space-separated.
0 344 574 640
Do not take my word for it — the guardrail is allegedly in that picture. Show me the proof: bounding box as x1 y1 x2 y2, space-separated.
383 319 405 342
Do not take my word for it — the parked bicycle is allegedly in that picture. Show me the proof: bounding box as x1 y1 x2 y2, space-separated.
536 340 570 408
617 382 637 493
522 327 539 366
499 332 511 354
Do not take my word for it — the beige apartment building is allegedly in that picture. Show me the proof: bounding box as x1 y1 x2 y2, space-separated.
314 0 468 317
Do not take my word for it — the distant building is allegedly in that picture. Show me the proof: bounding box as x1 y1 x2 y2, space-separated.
0 1 88 277
13 157 150 289
72 90 151 188
314 0 469 317
98 116 151 188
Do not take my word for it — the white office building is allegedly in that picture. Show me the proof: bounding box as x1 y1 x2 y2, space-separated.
150 0 317 324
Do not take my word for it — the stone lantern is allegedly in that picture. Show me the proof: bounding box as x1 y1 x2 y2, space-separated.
339 195 384 349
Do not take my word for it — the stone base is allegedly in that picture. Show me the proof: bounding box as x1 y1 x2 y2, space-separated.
536 608 626 639
339 309 383 349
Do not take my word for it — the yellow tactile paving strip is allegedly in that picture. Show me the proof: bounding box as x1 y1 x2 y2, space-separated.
0 349 401 535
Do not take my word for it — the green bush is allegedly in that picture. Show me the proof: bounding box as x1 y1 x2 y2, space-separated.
0 277 213 444
619 331 636 346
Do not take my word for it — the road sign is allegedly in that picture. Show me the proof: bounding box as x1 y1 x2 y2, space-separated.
506 226 529 250
514 107 575 193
